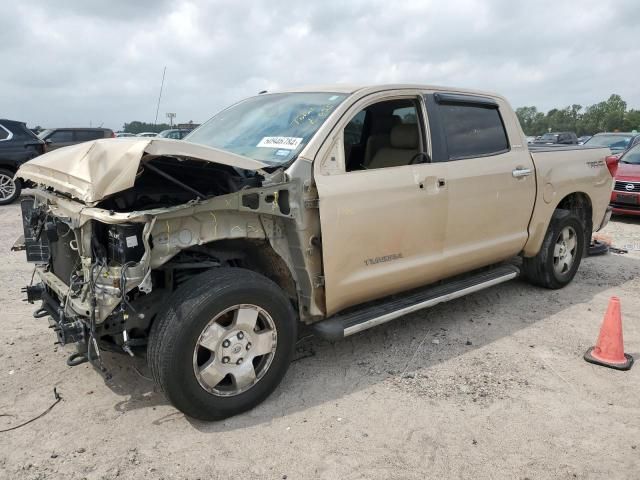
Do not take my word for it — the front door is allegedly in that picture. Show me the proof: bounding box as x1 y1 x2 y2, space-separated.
315 93 449 316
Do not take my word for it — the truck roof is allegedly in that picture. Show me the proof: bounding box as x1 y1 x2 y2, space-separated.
271 83 505 100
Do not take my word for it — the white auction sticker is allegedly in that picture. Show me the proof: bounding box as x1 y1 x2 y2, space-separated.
126 235 139 248
256 136 303 150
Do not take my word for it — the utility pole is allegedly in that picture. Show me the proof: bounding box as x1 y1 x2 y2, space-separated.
154 66 166 126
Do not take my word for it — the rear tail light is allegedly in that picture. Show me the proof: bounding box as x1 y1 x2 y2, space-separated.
605 155 619 177
111 131 116 138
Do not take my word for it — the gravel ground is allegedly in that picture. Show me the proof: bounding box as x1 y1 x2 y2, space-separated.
0 202 639 480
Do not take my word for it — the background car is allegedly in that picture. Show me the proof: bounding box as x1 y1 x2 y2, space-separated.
583 132 640 154
533 132 578 145
136 132 158 137
0 119 45 204
610 143 640 215
157 129 192 139
115 132 136 138
577 135 592 144
38 127 114 151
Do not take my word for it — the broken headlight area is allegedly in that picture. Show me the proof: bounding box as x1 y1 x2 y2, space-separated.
19 197 156 364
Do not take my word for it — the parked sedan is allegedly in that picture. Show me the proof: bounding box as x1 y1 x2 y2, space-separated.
0 119 45 205
533 131 578 145
136 132 158 137
584 132 640 154
610 143 640 216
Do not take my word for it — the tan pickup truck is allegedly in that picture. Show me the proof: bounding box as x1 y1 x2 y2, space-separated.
14 84 615 420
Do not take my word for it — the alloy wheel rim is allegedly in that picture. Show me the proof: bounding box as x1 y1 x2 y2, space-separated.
0 174 16 200
553 226 578 276
193 304 277 397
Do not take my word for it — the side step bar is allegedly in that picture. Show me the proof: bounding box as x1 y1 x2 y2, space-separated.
312 264 520 341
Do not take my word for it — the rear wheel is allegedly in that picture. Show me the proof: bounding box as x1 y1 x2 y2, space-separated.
523 209 585 289
0 169 21 205
148 268 297 420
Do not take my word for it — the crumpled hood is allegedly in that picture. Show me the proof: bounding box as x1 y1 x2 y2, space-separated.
17 138 267 204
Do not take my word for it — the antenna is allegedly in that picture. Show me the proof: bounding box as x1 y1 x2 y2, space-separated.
154 66 167 126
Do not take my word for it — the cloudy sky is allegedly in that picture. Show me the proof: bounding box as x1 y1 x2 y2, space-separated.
2 0 638 130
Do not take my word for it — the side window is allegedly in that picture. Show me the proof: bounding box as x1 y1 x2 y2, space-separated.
344 110 366 147
0 124 10 141
344 98 422 172
75 130 103 141
48 130 73 143
392 107 418 124
438 103 509 159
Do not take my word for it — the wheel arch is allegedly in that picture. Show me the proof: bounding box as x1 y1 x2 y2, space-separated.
164 238 298 308
524 190 593 257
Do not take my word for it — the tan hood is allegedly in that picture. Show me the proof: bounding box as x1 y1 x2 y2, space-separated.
17 138 267 204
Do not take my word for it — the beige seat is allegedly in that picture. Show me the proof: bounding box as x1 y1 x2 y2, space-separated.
368 124 419 169
363 115 402 166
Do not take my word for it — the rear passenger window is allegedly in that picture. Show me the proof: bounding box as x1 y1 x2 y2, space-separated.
0 124 10 141
438 104 509 159
75 130 103 141
49 130 73 143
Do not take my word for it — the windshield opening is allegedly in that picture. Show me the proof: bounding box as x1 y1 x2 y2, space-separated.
621 144 640 165
185 92 348 166
584 134 632 150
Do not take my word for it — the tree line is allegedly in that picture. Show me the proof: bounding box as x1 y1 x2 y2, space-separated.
516 94 640 137
121 120 199 134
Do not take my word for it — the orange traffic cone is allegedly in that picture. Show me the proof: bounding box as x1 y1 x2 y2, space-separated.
584 297 633 371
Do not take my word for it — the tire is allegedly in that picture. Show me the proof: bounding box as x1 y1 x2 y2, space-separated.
0 169 21 205
148 268 297 420
523 209 585 289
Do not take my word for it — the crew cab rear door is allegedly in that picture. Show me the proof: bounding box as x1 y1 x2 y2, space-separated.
424 92 536 274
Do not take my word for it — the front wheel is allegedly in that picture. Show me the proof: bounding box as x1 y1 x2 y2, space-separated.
0 169 21 205
523 209 585 289
148 268 297 420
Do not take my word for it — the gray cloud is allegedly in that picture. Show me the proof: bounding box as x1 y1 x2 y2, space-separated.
1 0 638 130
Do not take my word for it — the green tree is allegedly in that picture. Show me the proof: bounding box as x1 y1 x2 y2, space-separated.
517 94 633 136
623 109 640 132
122 121 171 134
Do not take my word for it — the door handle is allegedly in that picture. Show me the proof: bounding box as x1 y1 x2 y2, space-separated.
512 167 532 178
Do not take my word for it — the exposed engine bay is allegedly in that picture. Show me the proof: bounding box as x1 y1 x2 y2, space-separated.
97 157 262 211
15 144 325 372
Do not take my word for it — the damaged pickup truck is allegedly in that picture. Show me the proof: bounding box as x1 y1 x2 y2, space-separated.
14 85 615 420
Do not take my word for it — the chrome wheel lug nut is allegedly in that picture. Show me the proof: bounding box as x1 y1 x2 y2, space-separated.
222 356 230 364
237 331 244 340
222 339 230 348
236 358 243 365
246 342 252 351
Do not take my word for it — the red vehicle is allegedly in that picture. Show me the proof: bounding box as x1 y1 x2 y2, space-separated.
610 143 640 215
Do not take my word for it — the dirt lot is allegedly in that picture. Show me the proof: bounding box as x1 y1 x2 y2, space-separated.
0 202 638 480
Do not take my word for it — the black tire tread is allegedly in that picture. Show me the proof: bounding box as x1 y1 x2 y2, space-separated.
147 267 296 420
523 209 585 289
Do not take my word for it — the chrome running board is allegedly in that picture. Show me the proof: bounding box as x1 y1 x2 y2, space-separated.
312 264 519 341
